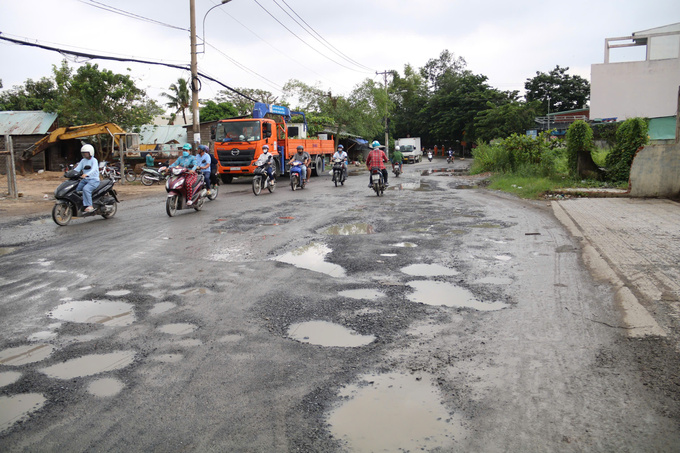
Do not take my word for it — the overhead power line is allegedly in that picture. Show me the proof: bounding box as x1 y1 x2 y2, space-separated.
0 33 258 103
251 0 367 73
275 0 374 72
78 0 188 31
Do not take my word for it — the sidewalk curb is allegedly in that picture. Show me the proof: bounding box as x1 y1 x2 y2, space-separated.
552 201 666 338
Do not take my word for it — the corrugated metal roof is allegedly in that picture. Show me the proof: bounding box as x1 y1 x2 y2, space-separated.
0 111 58 135
138 125 187 145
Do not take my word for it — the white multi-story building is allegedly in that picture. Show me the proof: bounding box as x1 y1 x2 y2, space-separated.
590 23 680 140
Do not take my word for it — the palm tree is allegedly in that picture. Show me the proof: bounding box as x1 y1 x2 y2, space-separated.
161 78 190 124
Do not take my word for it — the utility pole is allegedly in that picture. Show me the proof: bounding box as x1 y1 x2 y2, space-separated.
190 0 200 152
376 70 389 151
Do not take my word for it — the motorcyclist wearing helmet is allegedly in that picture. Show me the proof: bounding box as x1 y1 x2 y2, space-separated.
289 145 311 185
74 144 100 213
255 145 276 182
391 145 404 173
332 144 348 181
169 143 200 205
196 145 212 194
365 140 389 187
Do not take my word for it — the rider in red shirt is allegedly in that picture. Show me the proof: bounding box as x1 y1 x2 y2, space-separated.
366 140 389 187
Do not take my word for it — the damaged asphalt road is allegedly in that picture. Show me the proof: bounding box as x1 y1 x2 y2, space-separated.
1 159 679 452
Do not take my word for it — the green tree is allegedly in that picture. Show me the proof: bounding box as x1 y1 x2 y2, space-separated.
525 65 590 113
0 77 58 111
161 78 190 124
45 60 161 130
390 64 429 141
474 100 542 142
200 100 238 122
565 120 595 176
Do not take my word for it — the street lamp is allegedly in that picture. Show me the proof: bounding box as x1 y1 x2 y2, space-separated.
190 0 233 151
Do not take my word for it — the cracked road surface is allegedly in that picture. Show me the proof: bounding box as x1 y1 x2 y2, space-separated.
1 159 679 451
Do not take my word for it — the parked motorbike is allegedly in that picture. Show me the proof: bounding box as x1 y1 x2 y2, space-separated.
290 161 305 191
369 166 386 197
52 170 119 226
392 162 402 178
331 158 346 186
140 166 169 186
165 166 208 217
252 163 276 195
427 152 433 162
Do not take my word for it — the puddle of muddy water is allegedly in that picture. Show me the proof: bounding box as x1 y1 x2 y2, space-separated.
105 289 131 297
328 372 465 451
471 223 503 229
273 242 346 278
389 182 430 191
494 255 512 261
0 371 22 388
401 263 459 277
0 393 47 434
407 281 507 311
0 247 18 257
39 351 136 379
392 242 417 248
287 321 375 347
321 223 374 235
338 289 385 300
27 330 58 342
49 300 135 327
0 344 56 366
149 302 176 315
158 323 197 335
87 377 125 397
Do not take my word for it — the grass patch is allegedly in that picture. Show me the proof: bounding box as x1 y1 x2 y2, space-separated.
488 174 570 199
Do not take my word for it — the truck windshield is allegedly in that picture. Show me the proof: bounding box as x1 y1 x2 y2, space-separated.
401 145 414 152
215 121 261 142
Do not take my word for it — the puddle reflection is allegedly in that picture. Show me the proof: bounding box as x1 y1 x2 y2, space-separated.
50 300 136 326
328 372 465 451
273 242 346 277
87 377 125 397
0 393 46 434
39 351 136 379
407 281 507 311
0 344 56 366
287 321 375 347
401 263 458 277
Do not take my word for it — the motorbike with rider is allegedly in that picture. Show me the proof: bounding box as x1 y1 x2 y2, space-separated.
391 145 403 177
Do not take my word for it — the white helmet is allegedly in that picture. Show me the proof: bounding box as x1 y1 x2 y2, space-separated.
395 146 400 151
262 145 269 153
81 144 94 157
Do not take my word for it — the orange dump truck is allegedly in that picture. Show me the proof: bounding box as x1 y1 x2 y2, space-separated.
211 102 334 183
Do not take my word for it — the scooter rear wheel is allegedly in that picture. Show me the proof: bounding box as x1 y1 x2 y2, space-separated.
102 202 117 219
141 173 154 186
166 195 178 217
52 202 73 226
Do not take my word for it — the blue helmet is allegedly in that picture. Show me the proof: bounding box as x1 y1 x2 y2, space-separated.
182 143 192 150
198 145 209 152
370 140 381 149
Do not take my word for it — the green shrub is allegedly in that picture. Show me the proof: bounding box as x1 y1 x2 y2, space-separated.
604 117 649 182
565 120 594 176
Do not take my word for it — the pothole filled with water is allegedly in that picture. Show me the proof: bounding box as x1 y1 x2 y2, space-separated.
39 351 136 379
158 323 198 335
321 223 374 235
0 393 47 434
87 377 125 397
338 289 385 300
273 242 346 277
0 247 18 257
401 263 459 277
106 289 131 297
494 255 512 261
149 302 176 315
0 371 22 388
0 344 56 366
328 372 466 451
407 281 507 311
49 300 136 326
392 242 417 248
287 321 375 347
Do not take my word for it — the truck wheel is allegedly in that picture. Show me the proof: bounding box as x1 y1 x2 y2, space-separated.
312 156 323 176
221 174 233 184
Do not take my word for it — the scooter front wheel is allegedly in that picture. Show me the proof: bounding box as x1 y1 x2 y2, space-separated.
52 202 73 226
252 176 262 196
166 195 178 217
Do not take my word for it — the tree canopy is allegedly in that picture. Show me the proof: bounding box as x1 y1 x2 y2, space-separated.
524 65 590 113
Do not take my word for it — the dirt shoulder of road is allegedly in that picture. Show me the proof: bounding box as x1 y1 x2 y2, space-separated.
0 171 164 218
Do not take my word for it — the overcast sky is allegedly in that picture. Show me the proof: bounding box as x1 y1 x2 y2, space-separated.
1 0 678 110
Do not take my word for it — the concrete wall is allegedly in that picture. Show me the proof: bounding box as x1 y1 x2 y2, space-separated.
629 142 680 198
591 58 680 120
